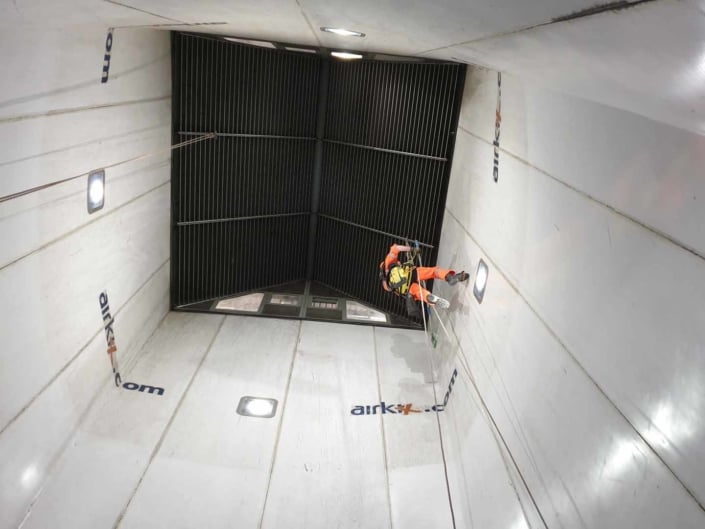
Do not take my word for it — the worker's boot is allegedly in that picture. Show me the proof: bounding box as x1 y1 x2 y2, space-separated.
446 271 469 285
427 294 450 309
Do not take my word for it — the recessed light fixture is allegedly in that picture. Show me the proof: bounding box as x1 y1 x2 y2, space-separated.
284 46 318 54
331 51 363 60
87 169 105 213
320 27 365 37
473 259 489 303
215 293 264 312
345 301 387 323
224 37 276 49
237 396 278 418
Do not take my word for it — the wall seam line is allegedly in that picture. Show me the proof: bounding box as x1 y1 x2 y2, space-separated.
0 95 171 124
0 258 170 438
0 125 170 169
0 179 170 273
458 125 705 265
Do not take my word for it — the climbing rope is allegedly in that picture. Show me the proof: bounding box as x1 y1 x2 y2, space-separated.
0 132 215 205
414 243 458 529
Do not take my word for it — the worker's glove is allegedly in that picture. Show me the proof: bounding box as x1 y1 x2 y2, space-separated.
447 271 469 286
410 240 420 259
427 294 450 309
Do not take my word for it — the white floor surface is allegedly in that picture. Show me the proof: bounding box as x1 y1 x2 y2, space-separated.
15 312 452 529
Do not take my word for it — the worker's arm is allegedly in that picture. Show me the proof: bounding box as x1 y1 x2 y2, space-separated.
384 244 411 272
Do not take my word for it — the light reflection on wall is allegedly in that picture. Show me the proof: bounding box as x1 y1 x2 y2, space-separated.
510 514 530 529
643 401 694 450
601 439 645 479
21 464 39 489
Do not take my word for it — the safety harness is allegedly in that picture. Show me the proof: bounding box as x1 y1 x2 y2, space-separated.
379 244 420 298
387 262 415 296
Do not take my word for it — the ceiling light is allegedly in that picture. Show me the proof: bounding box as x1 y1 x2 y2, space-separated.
331 51 363 60
87 169 105 213
320 27 365 37
237 396 278 418
473 259 489 303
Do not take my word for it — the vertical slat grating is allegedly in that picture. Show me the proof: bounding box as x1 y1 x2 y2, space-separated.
172 33 320 306
315 59 464 321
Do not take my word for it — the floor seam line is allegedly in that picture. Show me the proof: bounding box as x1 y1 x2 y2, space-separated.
373 326 395 529
258 320 303 529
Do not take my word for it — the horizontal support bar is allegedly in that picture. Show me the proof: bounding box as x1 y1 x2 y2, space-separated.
323 139 447 162
318 214 434 249
177 211 309 226
178 131 316 141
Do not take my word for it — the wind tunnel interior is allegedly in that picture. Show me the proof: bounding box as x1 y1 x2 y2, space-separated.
3 2 705 527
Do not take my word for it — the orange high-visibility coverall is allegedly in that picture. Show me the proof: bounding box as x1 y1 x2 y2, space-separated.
381 244 455 304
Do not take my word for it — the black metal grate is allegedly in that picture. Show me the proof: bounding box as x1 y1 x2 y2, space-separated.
314 60 464 321
175 34 320 136
176 215 309 305
175 138 314 223
325 61 461 159
172 33 321 306
171 32 465 324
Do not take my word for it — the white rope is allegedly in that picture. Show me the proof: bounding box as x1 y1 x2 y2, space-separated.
414 245 457 529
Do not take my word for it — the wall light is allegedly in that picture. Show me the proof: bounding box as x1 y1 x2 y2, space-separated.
237 396 278 418
473 259 489 303
331 51 363 60
320 27 365 37
87 169 105 213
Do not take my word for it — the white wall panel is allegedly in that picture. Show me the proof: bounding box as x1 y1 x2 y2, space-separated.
17 312 224 529
435 64 705 527
428 324 540 529
261 321 391 529
0 26 170 119
0 184 170 431
0 101 170 203
434 213 705 529
0 262 169 529
456 67 705 262
118 317 300 529
0 25 171 528
434 1 705 135
92 0 315 45
0 155 169 270
0 2 165 29
298 0 604 55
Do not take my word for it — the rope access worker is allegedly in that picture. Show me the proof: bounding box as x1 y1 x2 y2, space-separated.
379 242 468 314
